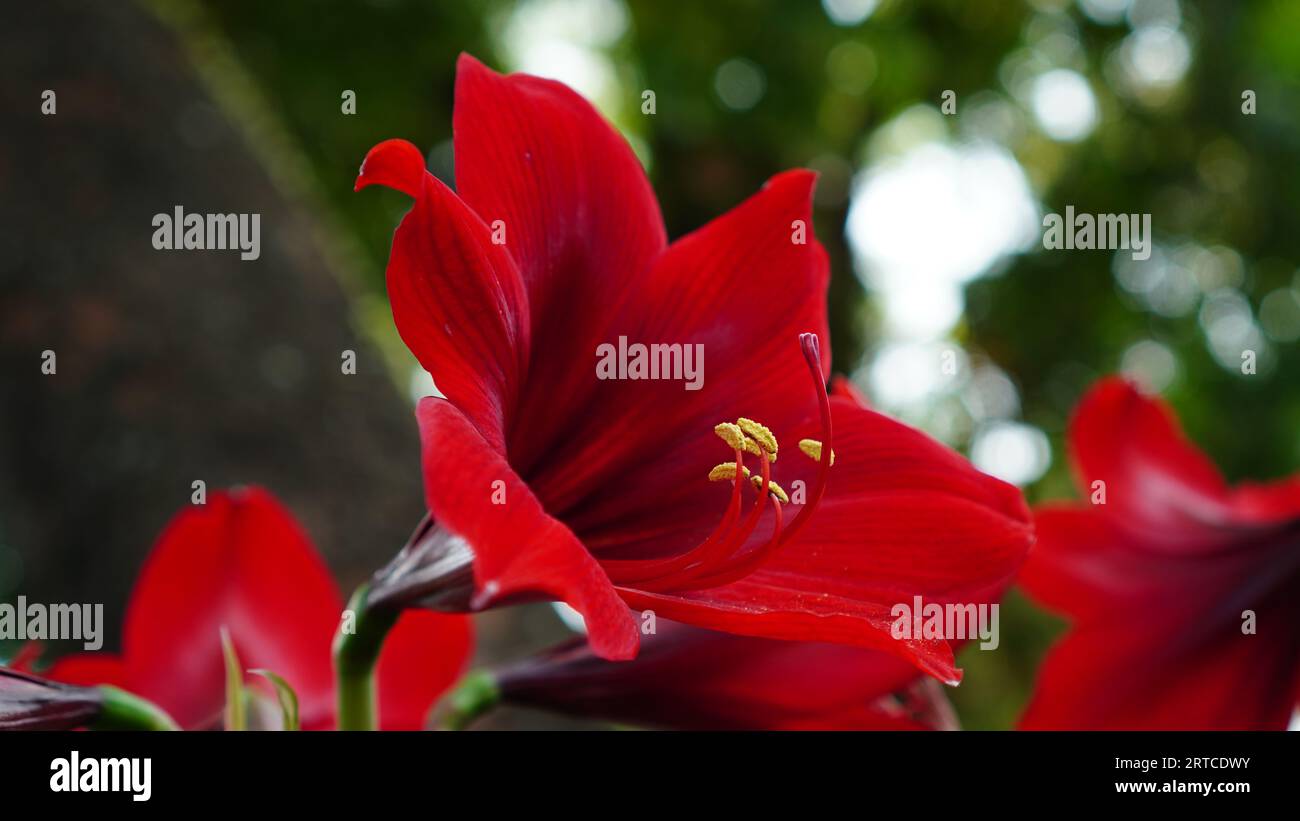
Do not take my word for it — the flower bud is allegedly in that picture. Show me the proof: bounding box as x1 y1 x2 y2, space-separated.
0 666 103 731
366 514 477 612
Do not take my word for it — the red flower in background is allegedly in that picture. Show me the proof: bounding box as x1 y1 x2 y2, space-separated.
45 488 471 730
484 619 958 731
358 55 1031 686
1021 377 1300 729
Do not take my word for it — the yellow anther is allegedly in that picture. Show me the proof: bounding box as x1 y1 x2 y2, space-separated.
714 422 761 456
750 475 790 503
708 462 751 482
798 438 835 466
736 417 778 460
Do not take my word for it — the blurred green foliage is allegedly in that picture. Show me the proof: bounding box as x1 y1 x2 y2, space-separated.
177 0 1300 728
971 0 1300 492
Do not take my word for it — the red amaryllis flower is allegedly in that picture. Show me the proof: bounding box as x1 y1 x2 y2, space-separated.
358 54 1031 683
45 487 472 730
479 620 958 730
1021 377 1300 729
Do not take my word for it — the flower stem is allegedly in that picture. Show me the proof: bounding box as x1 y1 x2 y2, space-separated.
333 584 400 730
92 686 180 731
439 670 501 730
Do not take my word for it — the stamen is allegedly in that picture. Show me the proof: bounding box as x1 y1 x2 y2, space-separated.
750 475 789 503
708 462 750 482
798 438 835 466
714 422 760 457
737 417 778 460
670 492 784 593
601 445 749 585
601 334 832 594
633 447 773 591
676 333 832 590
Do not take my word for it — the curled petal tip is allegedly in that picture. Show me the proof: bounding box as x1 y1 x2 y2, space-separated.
456 51 494 77
762 168 818 198
355 138 426 197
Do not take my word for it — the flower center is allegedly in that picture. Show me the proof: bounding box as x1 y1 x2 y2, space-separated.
602 333 834 592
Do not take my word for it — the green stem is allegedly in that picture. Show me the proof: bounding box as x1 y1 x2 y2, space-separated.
92 686 181 731
439 670 501 731
333 584 400 730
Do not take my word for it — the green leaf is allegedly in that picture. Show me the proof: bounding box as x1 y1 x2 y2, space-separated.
94 685 181 731
439 670 501 731
220 627 246 731
248 668 300 731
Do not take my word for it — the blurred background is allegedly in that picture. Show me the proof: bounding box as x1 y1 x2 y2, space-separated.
3 0 1298 728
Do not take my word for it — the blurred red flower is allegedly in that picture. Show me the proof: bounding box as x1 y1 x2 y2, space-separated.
357 54 1031 683
487 619 958 731
1022 377 1300 729
44 487 471 730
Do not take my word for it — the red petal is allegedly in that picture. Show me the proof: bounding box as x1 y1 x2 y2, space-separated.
453 54 667 470
1020 505 1259 619
355 137 427 197
1019 506 1141 619
5 641 43 673
1021 600 1300 729
1068 378 1243 538
529 171 832 534
619 397 1032 683
498 621 937 730
43 654 130 689
417 397 639 660
1231 475 1300 521
118 488 343 729
830 374 870 407
357 138 530 454
1022 502 1300 728
374 611 473 730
